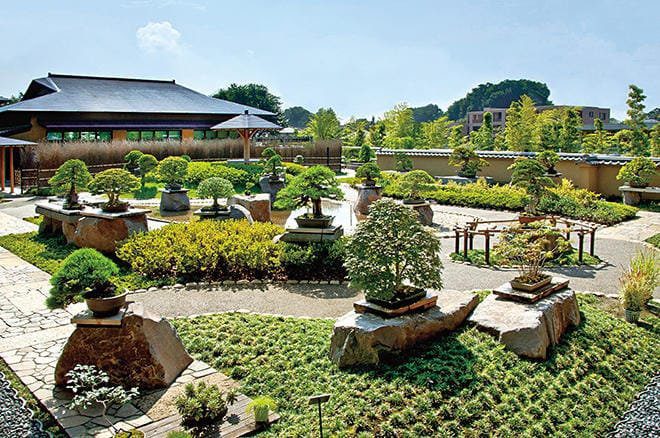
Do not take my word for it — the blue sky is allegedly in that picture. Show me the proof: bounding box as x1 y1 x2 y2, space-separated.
1 0 658 120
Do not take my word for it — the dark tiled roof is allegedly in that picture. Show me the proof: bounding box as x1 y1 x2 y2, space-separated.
0 74 273 116
376 148 660 166
0 96 9 102
0 136 36 147
211 112 281 130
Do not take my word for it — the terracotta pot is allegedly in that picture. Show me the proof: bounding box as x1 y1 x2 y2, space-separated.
510 275 552 292
295 215 334 228
83 291 128 317
624 309 641 323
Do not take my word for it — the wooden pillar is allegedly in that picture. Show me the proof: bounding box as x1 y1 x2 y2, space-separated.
484 231 491 265
9 147 14 193
578 232 584 263
463 230 468 258
590 229 596 256
454 229 460 254
0 147 5 191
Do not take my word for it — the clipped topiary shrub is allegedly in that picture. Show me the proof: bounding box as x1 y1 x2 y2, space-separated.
184 162 250 187
617 157 657 188
281 239 347 281
158 156 189 190
197 177 234 210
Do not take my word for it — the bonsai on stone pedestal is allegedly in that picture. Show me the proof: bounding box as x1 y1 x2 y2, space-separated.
89 169 140 213
195 177 235 220
617 157 656 188
398 170 435 225
449 144 489 178
537 150 561 177
48 159 92 210
158 156 190 211
259 147 286 202
354 162 383 215
345 199 443 313
508 157 554 223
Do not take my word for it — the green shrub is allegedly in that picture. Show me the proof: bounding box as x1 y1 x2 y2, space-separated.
281 240 347 280
158 156 189 189
175 381 237 427
619 250 659 311
48 248 119 309
166 432 192 438
185 162 250 187
398 170 435 200
283 161 306 176
117 220 284 281
617 157 657 187
355 162 381 183
197 177 234 210
449 144 488 177
358 143 374 163
394 151 413 172
124 150 144 174
226 161 264 176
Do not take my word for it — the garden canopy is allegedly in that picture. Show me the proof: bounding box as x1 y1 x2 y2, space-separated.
211 110 281 163
0 136 35 193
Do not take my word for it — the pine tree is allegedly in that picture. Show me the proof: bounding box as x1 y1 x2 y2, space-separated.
472 112 494 150
504 96 538 151
448 125 465 149
651 124 660 157
558 108 582 152
624 84 650 156
582 118 611 154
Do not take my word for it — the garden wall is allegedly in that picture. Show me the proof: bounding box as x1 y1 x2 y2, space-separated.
376 149 660 198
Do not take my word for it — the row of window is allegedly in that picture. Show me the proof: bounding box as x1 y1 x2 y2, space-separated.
45 129 241 142
46 131 112 142
125 130 181 141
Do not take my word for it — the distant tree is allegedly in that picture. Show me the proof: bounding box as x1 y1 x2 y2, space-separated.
505 95 538 151
651 124 660 157
7 93 23 104
536 109 563 151
420 116 452 149
412 104 444 123
369 123 386 148
283 106 313 129
446 79 552 120
493 129 507 151
358 143 374 163
383 103 417 148
304 108 341 140
394 151 413 172
471 112 494 150
647 108 660 121
342 117 369 146
624 84 650 156
582 118 611 154
448 125 465 149
213 83 283 123
558 108 582 152
612 130 633 155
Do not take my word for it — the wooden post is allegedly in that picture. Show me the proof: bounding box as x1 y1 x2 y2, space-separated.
463 230 468 258
578 232 584 263
484 231 491 265
0 147 5 191
468 233 474 250
590 229 596 256
565 228 570 241
239 129 250 163
9 146 14 193
454 229 460 254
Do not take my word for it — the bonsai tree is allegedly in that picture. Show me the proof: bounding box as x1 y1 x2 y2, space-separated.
275 165 343 218
197 177 235 211
619 250 659 323
137 153 158 188
261 147 284 180
89 169 140 212
124 150 144 175
617 157 657 188
358 143 374 163
345 199 442 305
175 382 238 430
293 154 305 165
508 158 554 215
66 365 139 436
355 162 381 186
48 159 92 209
47 248 119 309
158 156 189 190
399 169 435 203
448 144 489 178
537 150 560 175
246 396 277 425
394 151 413 172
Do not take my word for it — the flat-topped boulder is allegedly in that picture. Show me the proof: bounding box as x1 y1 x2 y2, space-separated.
55 302 192 389
468 288 580 360
160 188 190 211
354 184 382 215
329 290 479 367
229 193 271 222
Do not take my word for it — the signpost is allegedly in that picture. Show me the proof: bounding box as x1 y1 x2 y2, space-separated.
308 393 331 437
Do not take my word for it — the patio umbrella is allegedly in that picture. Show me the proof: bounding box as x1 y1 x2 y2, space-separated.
211 110 282 163
0 136 35 193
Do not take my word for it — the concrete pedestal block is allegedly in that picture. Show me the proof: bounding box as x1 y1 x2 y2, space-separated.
406 201 434 225
194 205 253 223
160 189 190 212
259 176 285 204
354 184 382 215
229 193 271 222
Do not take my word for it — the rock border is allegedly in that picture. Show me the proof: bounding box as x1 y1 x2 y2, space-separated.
0 370 51 437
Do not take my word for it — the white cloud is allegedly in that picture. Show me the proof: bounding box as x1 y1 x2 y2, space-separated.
136 21 182 54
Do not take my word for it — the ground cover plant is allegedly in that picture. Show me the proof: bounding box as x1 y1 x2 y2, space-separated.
645 233 660 248
450 248 600 266
172 295 659 436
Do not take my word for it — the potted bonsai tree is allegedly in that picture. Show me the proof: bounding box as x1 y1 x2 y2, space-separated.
355 162 381 187
48 159 92 210
158 156 190 211
508 158 554 221
260 147 284 181
537 150 560 176
246 396 277 425
394 151 413 172
197 177 235 213
617 157 657 188
619 250 659 323
399 170 435 204
448 144 489 178
275 165 344 228
345 199 442 308
492 224 560 292
89 169 140 213
123 150 144 176
47 248 127 315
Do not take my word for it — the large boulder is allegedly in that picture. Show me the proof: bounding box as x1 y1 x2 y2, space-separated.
354 184 382 215
55 303 193 389
259 176 285 204
407 202 434 226
67 215 148 253
468 288 580 360
329 290 479 367
160 189 190 212
229 194 270 222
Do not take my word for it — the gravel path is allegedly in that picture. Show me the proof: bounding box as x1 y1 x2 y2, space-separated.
609 375 660 437
0 371 49 438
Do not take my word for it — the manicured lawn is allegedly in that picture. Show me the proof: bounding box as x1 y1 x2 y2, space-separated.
450 248 601 266
172 294 659 436
645 233 660 249
0 232 164 290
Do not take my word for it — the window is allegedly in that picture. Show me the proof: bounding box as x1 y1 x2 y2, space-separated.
192 130 218 140
589 111 594 117
63 131 80 141
47 130 112 142
126 130 182 141
46 131 63 141
127 131 140 141
599 113 606 121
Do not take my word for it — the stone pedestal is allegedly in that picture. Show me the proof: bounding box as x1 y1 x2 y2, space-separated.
193 205 253 223
406 201 434 225
229 193 271 222
278 225 343 243
160 188 190 212
259 176 286 204
354 184 382 215
468 288 580 360
55 302 193 389
329 290 479 367
619 185 660 206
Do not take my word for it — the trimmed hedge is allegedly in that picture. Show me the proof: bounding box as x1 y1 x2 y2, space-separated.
185 162 251 187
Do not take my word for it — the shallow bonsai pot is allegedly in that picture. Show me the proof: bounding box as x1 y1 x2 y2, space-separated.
363 179 377 187
510 275 552 292
402 198 426 205
83 291 128 317
457 172 477 179
295 215 334 228
624 309 641 323
629 182 649 189
366 288 427 309
101 202 130 213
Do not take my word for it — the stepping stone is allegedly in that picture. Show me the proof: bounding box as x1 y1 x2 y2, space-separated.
468 288 580 360
329 290 479 367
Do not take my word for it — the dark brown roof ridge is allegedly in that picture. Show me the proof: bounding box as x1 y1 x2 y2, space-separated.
47 73 175 84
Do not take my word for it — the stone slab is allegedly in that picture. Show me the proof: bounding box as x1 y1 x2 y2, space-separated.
353 291 438 317
279 225 344 242
329 290 479 367
229 193 271 222
407 202 434 225
160 190 190 212
71 308 126 326
468 288 581 360
493 277 570 303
